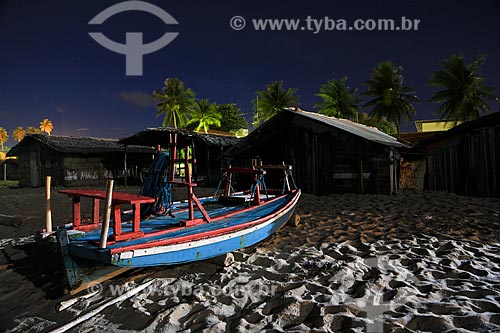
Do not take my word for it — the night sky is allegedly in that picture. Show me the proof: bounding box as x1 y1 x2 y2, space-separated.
1 0 499 147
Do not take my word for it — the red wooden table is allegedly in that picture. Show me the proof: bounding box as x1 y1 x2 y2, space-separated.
58 189 155 241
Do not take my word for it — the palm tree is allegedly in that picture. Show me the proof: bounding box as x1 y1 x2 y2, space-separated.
186 99 222 133
314 77 361 120
13 126 26 142
40 119 54 135
152 78 195 128
26 126 42 134
253 81 300 126
429 54 499 123
0 127 8 152
363 61 417 133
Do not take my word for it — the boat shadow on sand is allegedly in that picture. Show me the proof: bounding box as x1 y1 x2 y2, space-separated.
1 241 67 299
0 238 236 332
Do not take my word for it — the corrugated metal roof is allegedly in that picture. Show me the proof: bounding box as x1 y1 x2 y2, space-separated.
294 109 408 147
392 132 440 147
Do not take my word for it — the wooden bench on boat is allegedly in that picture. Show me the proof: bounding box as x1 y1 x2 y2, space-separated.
58 189 155 241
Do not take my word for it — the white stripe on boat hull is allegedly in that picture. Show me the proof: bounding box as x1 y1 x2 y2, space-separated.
118 192 300 260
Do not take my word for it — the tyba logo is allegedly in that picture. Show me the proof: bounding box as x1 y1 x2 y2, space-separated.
88 1 179 76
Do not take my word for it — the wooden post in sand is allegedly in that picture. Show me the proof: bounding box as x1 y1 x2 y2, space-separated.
45 176 52 232
123 145 128 186
359 159 364 195
99 180 114 249
389 149 395 194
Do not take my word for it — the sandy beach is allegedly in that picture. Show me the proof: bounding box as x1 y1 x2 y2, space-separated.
1 187 500 332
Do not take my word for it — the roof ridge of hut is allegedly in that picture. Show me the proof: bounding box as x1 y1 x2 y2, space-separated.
287 108 405 145
30 133 119 141
8 134 154 156
143 127 236 137
119 127 239 147
296 108 394 135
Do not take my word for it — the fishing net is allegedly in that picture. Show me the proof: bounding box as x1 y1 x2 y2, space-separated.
140 152 173 216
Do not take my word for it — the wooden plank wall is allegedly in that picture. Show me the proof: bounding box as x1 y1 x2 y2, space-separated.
226 123 394 195
14 147 155 187
427 125 499 197
284 126 391 195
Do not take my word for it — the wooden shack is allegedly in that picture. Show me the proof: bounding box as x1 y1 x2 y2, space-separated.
7 134 155 187
225 108 407 195
119 128 239 185
0 158 18 181
419 112 500 197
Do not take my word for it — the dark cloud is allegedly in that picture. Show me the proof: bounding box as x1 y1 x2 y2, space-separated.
116 90 157 109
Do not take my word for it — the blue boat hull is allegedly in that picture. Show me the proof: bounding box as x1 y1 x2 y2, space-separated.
50 189 300 290
110 197 296 267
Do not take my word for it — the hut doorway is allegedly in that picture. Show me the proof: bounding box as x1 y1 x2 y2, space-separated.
29 151 40 187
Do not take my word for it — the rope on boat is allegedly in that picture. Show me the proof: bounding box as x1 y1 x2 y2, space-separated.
214 169 234 196
249 172 269 205
140 152 173 216
214 170 225 196
288 169 298 190
282 169 298 194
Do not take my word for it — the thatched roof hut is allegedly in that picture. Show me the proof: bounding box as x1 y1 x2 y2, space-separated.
8 134 154 187
120 127 239 185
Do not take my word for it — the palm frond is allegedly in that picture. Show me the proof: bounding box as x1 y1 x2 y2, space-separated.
362 61 417 133
153 78 195 128
253 81 300 126
315 77 360 119
429 54 499 123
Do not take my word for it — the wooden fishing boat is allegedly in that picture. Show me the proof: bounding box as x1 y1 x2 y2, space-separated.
37 135 301 292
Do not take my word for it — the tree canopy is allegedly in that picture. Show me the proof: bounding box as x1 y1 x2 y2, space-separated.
12 126 26 142
186 99 222 133
363 61 417 133
39 119 54 135
153 78 195 128
215 103 248 132
429 54 499 123
26 126 42 135
0 127 8 152
315 77 361 120
253 81 300 126
150 57 498 136
358 112 397 134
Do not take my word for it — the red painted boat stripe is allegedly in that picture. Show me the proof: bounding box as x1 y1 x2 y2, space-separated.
110 190 300 254
136 192 290 240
